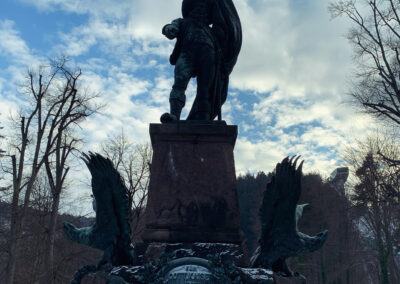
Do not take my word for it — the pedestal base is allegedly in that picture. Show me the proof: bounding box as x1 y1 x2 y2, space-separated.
143 123 241 244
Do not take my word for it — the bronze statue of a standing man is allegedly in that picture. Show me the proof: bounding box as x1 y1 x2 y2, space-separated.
160 0 242 123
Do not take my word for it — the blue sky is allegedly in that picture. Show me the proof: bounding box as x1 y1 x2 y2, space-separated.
0 0 374 208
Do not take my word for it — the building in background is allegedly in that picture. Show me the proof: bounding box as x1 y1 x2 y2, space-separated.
328 167 349 195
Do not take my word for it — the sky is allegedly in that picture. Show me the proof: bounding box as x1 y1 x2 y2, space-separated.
0 0 375 209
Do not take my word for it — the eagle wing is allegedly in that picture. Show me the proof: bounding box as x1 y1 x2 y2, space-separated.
63 152 133 265
251 156 328 274
259 156 302 239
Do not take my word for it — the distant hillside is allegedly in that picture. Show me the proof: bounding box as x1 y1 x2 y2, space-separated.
0 201 101 284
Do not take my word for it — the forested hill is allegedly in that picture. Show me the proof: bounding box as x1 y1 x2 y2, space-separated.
0 201 100 283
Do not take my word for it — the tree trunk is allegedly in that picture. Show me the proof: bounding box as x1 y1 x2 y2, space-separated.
379 249 390 284
6 155 23 284
42 192 60 284
6 216 19 284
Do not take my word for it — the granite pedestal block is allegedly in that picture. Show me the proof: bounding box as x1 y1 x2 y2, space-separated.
142 123 241 243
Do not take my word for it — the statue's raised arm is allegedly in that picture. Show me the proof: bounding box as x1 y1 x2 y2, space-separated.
160 0 242 123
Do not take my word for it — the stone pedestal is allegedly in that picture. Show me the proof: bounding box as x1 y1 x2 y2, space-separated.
142 123 241 243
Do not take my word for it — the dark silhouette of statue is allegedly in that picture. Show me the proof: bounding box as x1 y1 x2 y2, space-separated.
160 0 242 123
251 157 328 277
63 153 134 283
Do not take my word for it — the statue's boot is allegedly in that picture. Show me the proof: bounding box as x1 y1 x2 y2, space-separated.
160 99 184 123
160 98 185 123
193 100 211 120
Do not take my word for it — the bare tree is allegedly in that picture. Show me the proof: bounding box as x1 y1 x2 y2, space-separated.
18 171 51 283
344 135 400 284
330 0 400 128
0 172 102 283
3 58 98 284
42 64 99 283
99 130 152 241
0 115 5 158
0 115 7 193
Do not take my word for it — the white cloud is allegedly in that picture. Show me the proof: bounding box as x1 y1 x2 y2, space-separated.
234 137 284 174
243 85 373 175
77 68 158 147
16 0 353 94
231 0 352 94
235 131 342 177
128 0 181 41
18 0 132 19
0 20 41 66
0 20 48 132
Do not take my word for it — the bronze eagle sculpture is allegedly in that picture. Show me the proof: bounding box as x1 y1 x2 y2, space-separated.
63 153 134 283
251 156 328 276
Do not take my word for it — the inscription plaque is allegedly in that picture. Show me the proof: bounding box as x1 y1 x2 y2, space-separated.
162 257 230 284
165 265 212 283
